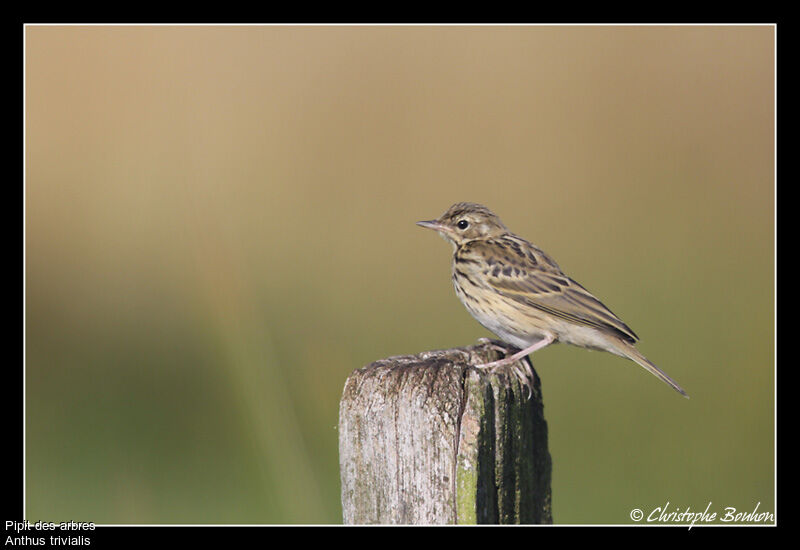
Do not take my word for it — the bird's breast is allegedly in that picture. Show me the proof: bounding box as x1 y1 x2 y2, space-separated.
450 259 551 349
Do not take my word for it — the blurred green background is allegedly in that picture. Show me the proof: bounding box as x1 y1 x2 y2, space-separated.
25 25 774 524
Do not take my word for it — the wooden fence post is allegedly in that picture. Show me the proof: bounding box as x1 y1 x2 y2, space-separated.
338 341 552 524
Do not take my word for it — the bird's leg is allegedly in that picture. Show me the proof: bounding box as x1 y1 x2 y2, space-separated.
475 334 555 370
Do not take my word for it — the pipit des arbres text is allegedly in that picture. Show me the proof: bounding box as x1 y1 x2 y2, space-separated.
417 202 688 397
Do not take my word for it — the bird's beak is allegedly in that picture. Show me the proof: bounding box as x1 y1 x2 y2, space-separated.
416 220 450 234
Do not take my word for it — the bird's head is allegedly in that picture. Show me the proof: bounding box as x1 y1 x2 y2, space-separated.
417 202 509 247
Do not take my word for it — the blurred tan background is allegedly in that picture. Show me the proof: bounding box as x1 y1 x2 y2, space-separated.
25 25 774 524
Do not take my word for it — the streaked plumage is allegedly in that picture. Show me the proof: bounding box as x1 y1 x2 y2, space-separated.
417 202 688 397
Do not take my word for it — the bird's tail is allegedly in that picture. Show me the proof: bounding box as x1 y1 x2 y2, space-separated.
613 342 689 398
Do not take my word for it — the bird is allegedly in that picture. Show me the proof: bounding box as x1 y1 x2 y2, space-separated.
417 202 688 397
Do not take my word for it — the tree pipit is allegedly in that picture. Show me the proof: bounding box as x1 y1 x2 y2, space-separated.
417 202 688 398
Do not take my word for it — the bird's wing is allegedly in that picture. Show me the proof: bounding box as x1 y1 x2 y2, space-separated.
479 239 639 344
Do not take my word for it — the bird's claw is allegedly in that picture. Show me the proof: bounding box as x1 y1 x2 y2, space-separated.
474 341 535 400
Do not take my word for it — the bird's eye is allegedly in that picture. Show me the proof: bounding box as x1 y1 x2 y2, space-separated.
457 220 469 230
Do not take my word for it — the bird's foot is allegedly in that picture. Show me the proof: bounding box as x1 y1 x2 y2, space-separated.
474 340 535 399
476 337 517 357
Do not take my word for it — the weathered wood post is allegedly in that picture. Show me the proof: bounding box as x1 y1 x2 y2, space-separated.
338 341 552 524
